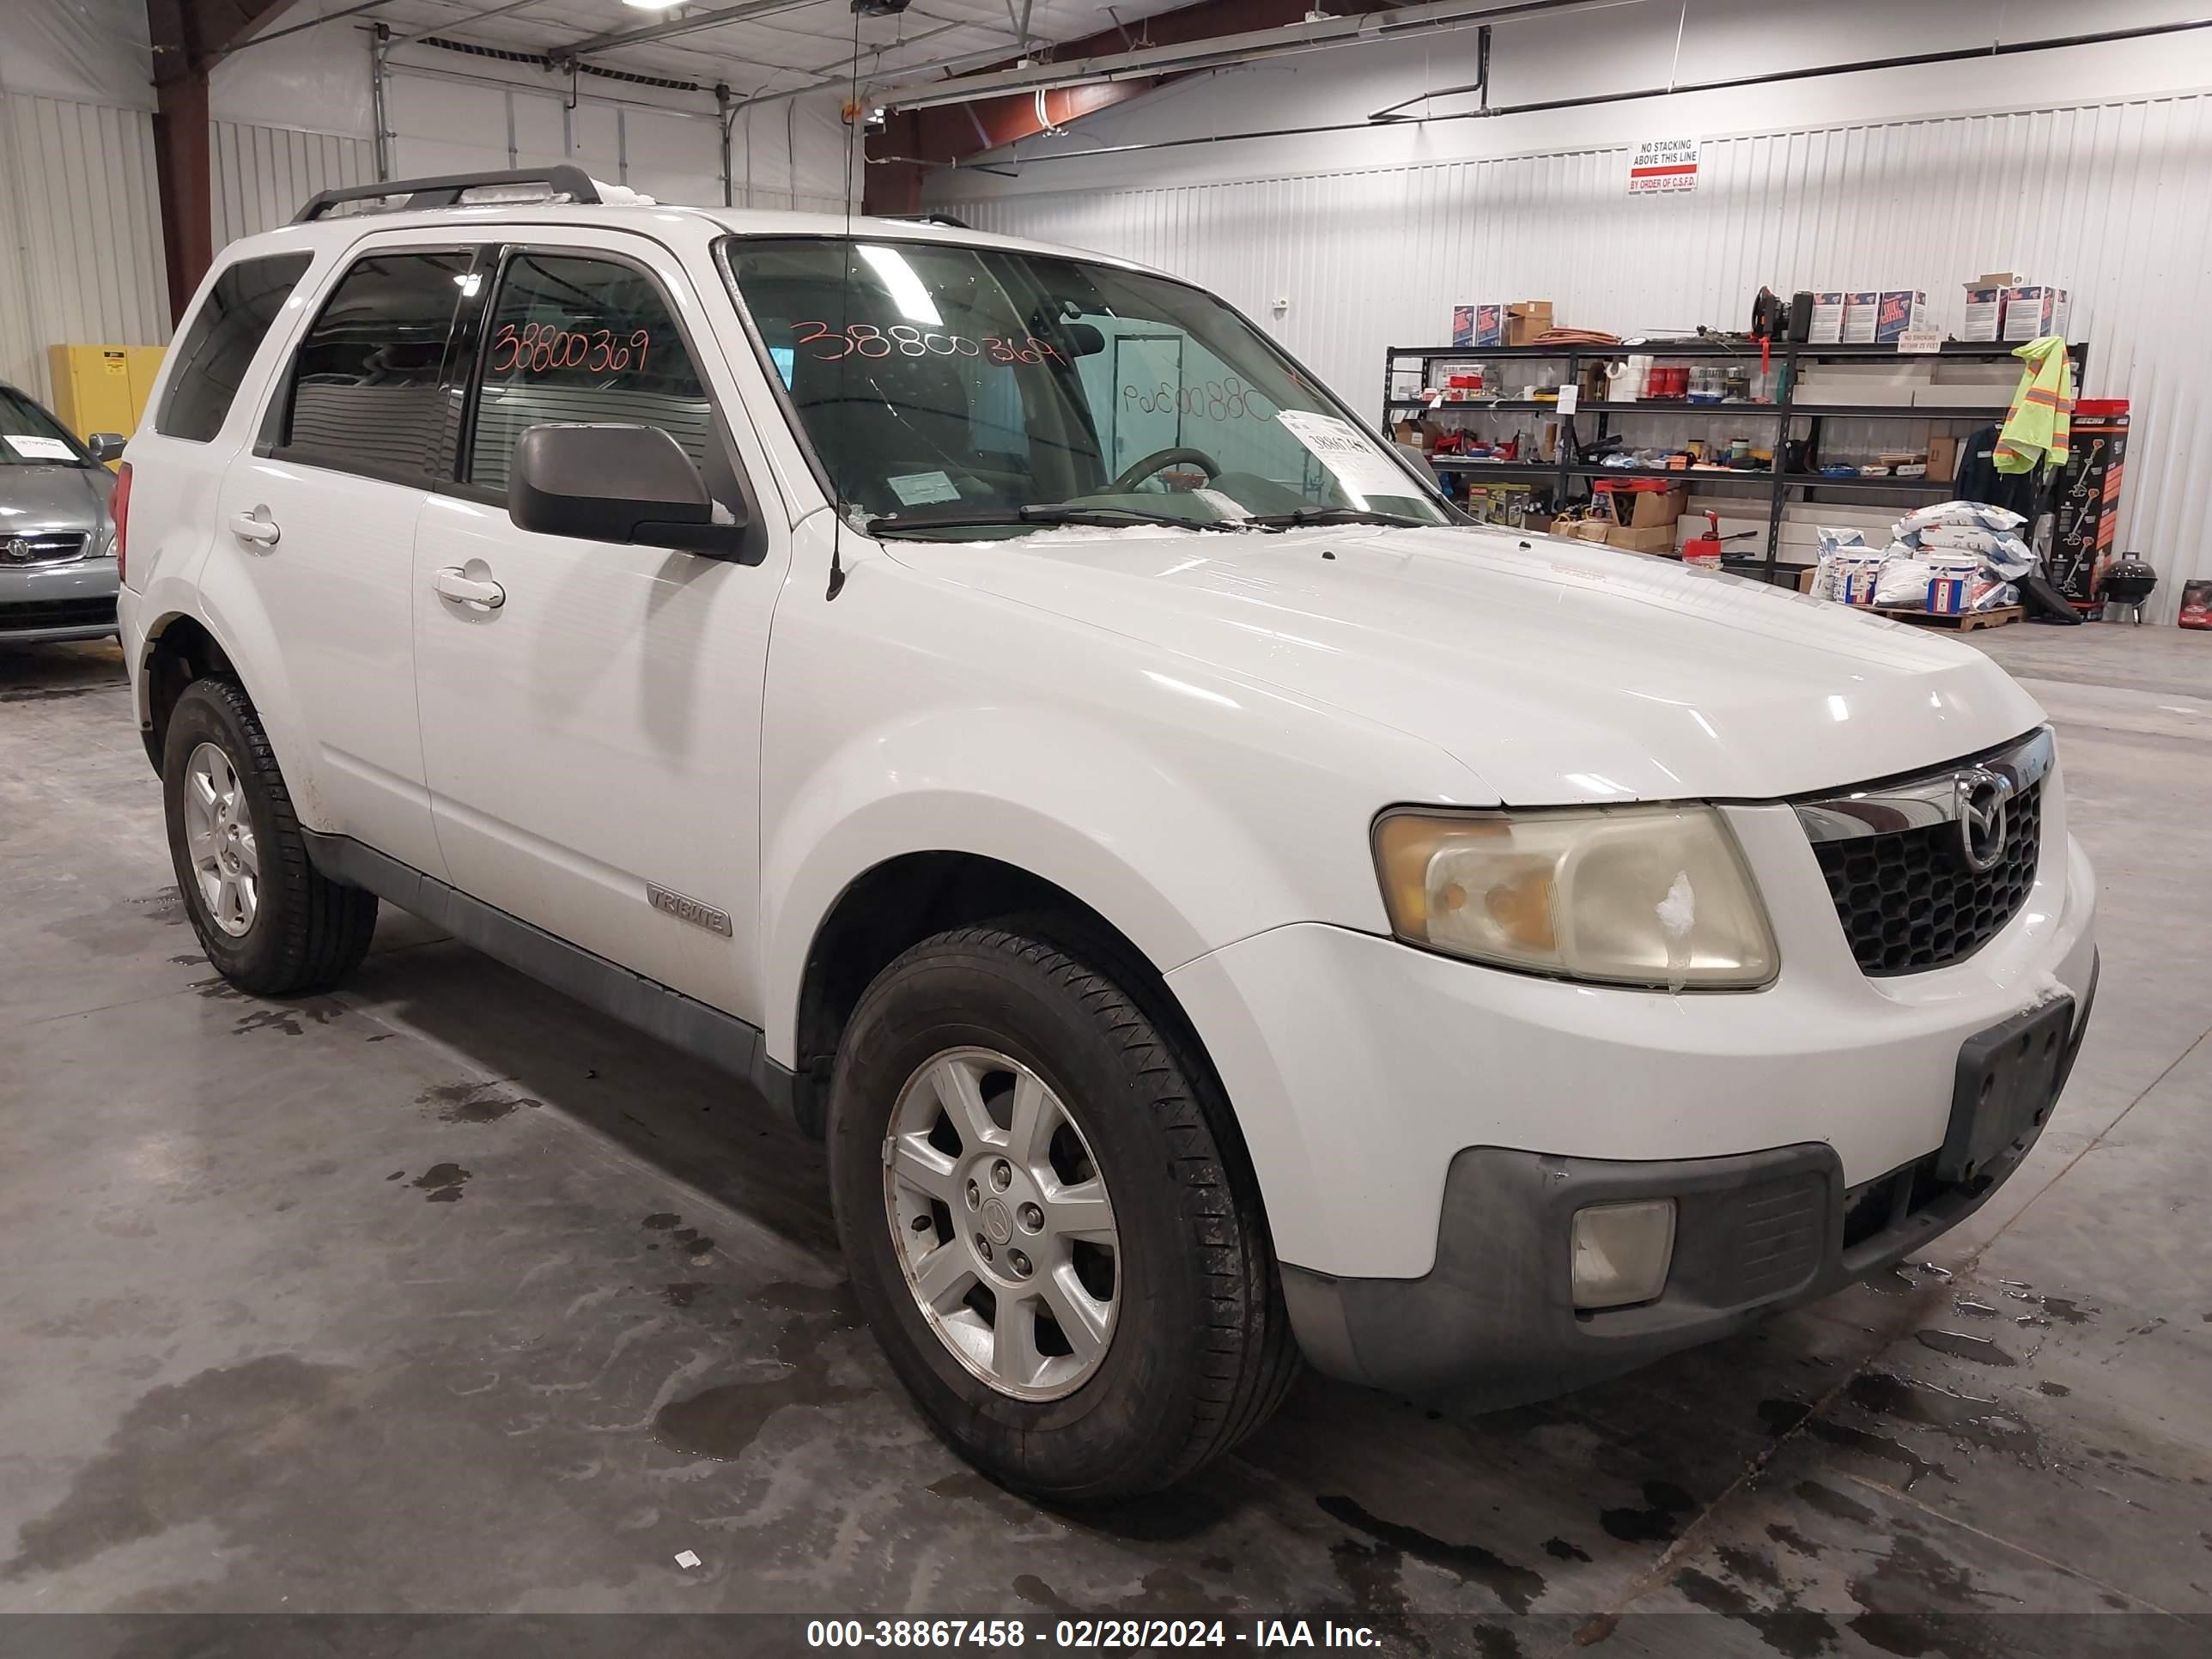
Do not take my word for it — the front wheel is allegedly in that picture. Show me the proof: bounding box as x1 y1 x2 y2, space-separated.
829 926 1297 1502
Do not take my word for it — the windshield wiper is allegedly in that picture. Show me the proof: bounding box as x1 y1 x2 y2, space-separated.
1244 507 1429 530
865 502 1249 536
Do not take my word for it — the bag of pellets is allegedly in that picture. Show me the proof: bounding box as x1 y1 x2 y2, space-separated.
1893 499 2027 538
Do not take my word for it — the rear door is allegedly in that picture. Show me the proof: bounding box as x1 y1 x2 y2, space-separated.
411 229 789 1017
219 237 487 873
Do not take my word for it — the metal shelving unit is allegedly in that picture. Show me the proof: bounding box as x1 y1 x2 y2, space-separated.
1383 339 2088 578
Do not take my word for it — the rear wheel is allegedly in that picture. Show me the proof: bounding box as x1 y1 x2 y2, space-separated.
162 678 377 995
829 925 1297 1502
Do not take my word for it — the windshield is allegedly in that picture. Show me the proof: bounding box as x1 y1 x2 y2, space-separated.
720 236 1449 537
0 388 92 467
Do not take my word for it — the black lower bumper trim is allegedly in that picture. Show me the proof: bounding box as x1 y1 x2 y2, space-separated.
1285 953 2098 1402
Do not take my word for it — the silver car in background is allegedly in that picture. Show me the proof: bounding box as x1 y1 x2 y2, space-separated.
1 381 124 645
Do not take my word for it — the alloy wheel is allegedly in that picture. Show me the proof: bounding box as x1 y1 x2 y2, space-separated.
182 741 258 938
881 1047 1120 1401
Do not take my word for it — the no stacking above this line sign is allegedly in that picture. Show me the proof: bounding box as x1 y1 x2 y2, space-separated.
1629 137 1700 193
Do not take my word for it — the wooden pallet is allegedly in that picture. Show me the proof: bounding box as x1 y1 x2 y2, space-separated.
1874 605 2024 631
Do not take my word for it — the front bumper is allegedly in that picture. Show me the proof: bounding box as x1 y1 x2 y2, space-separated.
1283 953 2094 1398
0 556 119 642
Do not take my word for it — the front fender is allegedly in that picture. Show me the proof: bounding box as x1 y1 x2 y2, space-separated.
760 704 1302 1066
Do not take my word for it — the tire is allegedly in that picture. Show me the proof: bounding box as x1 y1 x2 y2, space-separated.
829 924 1298 1503
162 678 378 996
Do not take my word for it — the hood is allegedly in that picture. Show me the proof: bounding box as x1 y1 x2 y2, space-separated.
0 464 113 538
886 523 2047 805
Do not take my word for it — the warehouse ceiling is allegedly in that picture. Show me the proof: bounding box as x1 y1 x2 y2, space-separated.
235 1 1204 101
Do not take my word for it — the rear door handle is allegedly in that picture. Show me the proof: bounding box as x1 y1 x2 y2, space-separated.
230 507 280 546
433 565 505 611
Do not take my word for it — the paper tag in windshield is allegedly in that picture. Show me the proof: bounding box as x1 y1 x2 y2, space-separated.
5 434 76 461
888 470 960 507
1274 410 1410 501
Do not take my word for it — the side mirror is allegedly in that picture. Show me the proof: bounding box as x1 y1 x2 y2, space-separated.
87 432 126 464
509 422 750 557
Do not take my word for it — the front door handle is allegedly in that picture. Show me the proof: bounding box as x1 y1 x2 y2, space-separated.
230 507 280 546
433 564 506 611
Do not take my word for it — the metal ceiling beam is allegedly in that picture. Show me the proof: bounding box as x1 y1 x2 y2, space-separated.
389 0 562 51
564 0 823 55
872 0 1628 106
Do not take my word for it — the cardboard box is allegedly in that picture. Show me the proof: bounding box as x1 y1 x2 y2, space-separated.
1960 272 2019 341
1601 483 1687 529
1841 291 1883 344
2002 285 2071 342
1451 303 1505 348
1926 434 1960 482
1808 292 1847 344
1872 290 1929 343
1605 525 1679 554
1507 301 1554 345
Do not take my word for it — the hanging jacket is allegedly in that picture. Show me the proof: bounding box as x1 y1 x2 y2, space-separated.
1954 424 2041 520
1996 335 2073 475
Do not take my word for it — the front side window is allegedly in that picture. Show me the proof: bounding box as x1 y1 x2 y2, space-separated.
281 249 471 479
467 252 712 493
721 237 1447 536
157 252 313 441
0 386 92 467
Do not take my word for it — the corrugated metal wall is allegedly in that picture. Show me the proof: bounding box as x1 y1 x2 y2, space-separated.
212 119 376 247
0 92 170 403
949 95 2212 620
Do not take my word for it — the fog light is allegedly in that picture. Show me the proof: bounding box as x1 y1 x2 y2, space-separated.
1571 1199 1676 1310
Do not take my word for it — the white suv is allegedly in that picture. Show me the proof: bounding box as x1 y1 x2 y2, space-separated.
118 169 2099 1500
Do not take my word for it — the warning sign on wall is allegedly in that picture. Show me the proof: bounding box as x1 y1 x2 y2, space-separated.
1628 137 1700 194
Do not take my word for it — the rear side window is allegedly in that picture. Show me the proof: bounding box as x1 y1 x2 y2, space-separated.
156 253 313 441
280 249 471 481
466 252 711 493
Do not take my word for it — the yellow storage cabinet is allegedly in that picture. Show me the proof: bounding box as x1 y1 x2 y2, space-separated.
46 344 167 448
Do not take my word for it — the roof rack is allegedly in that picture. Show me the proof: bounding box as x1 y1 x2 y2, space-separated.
293 166 604 224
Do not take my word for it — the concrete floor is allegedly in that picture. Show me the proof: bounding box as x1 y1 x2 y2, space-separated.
1 620 2207 1655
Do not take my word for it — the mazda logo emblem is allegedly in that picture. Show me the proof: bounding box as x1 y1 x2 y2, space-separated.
1954 769 2014 873
3 538 29 564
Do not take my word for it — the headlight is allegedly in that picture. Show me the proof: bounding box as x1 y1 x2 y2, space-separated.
1371 804 1778 989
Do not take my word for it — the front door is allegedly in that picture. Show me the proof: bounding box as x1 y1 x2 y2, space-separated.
411 232 787 1016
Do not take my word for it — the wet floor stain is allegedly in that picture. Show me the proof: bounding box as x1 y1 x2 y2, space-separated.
417 1079 542 1123
641 1213 680 1230
1795 1480 1878 1525
2037 1380 2073 1397
660 1283 707 1309
1543 1536 1590 1562
1673 1565 1838 1659
1913 1329 2019 1367
1844 1528 1996 1656
232 1005 340 1037
410 1163 471 1202
1800 1416 1952 1491
671 1228 714 1264
1844 1371 2039 1458
1767 1522 1822 1559
1316 1493 1544 1614
653 1304 866 1462
1469 1623 1522 1659
1 1355 350 1577
1598 1479 1697 1545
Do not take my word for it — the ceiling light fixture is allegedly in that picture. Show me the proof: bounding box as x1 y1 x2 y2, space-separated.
622 0 685 12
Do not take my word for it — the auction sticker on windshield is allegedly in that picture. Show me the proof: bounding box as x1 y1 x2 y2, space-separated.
1273 410 1411 501
888 470 961 506
5 434 76 461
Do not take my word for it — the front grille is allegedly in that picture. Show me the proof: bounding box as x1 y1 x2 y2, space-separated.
2 532 89 566
1814 780 2042 975
0 596 117 629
